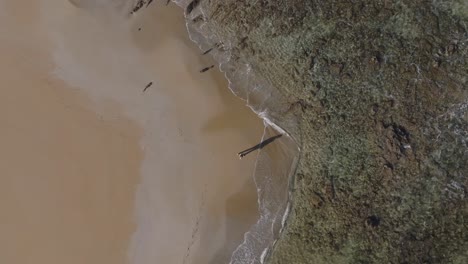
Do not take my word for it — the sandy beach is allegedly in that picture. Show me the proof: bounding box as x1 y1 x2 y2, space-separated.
0 1 142 264
0 1 263 264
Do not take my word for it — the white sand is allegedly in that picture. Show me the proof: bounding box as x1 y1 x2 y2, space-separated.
0 1 263 264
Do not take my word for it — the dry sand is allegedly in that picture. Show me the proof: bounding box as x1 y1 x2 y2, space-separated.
0 1 263 264
0 1 142 264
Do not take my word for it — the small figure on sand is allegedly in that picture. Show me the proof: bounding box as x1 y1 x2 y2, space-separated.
200 65 214 73
143 82 153 92
238 134 283 159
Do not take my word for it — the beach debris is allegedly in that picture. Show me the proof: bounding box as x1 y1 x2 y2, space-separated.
200 42 227 54
166 0 171 5
199 65 214 73
131 0 144 14
238 134 283 159
130 0 154 14
143 81 153 92
202 47 213 55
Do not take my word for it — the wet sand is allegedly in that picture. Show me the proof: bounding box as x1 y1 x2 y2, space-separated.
0 1 263 264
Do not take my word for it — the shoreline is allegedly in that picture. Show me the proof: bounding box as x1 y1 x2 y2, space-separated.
1 1 267 264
